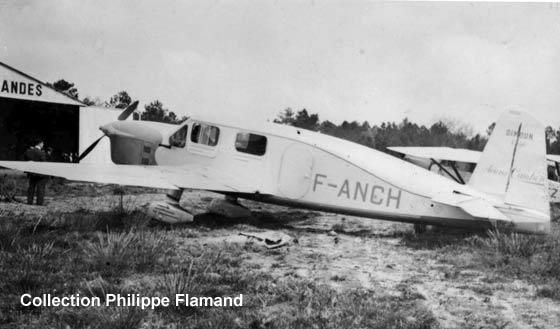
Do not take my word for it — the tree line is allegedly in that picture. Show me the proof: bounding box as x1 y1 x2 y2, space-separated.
274 108 560 155
49 78 560 155
48 79 186 124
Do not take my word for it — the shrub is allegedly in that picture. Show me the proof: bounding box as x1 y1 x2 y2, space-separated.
55 201 150 233
82 230 172 277
54 306 145 329
133 230 173 271
154 247 258 318
478 230 543 258
83 277 126 303
0 174 19 202
155 262 199 317
94 197 150 232
0 220 21 251
470 225 560 299
284 284 438 329
83 231 136 277
1 242 56 296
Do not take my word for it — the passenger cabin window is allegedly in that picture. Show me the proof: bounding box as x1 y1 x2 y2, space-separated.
191 123 220 146
235 132 267 156
169 125 188 148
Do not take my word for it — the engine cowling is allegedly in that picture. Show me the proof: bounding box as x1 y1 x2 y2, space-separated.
100 121 163 165
147 201 194 224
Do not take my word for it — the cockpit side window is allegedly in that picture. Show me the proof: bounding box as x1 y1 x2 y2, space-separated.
190 123 220 147
169 125 188 148
235 132 267 156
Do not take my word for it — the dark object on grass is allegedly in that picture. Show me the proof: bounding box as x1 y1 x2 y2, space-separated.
239 231 293 249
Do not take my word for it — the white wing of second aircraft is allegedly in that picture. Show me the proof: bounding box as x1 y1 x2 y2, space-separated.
387 146 481 163
388 146 560 166
0 161 264 194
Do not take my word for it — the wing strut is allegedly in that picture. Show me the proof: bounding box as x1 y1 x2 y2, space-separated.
430 158 465 184
450 162 466 184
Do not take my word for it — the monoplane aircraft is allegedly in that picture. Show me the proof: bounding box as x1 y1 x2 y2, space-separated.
0 105 551 234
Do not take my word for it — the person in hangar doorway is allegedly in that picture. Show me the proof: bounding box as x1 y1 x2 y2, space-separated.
23 138 48 205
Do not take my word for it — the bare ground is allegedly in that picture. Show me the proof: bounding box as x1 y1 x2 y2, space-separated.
5 188 560 329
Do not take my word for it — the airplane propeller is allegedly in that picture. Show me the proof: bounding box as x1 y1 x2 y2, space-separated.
76 101 139 162
77 135 105 162
117 100 139 121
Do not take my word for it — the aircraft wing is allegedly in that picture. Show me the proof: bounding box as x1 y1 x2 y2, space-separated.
0 161 263 193
387 146 482 163
389 146 560 166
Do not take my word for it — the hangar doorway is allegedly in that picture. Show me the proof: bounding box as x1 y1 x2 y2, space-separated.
0 97 79 162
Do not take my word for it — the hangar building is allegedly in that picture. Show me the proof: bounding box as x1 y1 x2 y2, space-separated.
0 61 119 164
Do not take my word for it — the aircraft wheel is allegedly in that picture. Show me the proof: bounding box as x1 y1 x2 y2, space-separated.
208 197 251 218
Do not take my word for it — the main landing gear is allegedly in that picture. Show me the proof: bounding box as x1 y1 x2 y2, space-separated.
208 195 251 218
146 191 251 224
146 189 194 224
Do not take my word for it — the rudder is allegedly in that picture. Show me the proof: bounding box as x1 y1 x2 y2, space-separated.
468 111 549 215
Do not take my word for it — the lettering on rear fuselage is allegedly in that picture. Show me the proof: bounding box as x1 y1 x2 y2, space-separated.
312 173 401 209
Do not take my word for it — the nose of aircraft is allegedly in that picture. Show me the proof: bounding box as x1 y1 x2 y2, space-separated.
100 121 163 143
99 121 164 165
99 122 117 136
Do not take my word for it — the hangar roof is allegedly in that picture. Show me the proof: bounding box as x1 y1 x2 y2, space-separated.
0 61 85 106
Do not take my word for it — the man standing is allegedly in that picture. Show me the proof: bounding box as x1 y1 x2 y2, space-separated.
24 139 48 205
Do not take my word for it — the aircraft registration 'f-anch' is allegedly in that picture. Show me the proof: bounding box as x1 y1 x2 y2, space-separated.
0 106 552 234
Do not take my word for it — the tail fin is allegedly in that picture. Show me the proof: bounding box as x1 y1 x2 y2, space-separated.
468 111 549 215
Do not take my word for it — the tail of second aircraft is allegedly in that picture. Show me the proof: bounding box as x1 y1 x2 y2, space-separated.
468 111 549 218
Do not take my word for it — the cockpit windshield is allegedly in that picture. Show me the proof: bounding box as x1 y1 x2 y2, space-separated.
169 125 188 148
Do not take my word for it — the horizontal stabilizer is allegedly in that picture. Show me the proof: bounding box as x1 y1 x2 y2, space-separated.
432 192 507 221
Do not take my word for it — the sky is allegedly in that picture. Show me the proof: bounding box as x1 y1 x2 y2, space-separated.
1 1 559 134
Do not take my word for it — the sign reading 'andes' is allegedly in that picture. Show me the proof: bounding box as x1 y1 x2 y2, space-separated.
1 79 43 97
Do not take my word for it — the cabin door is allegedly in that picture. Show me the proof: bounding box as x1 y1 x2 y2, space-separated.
278 144 314 199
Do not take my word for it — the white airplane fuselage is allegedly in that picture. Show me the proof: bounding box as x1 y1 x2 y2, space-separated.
151 118 494 230
0 111 549 234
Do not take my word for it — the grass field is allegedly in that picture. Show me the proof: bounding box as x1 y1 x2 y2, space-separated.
0 210 437 329
0 187 559 328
